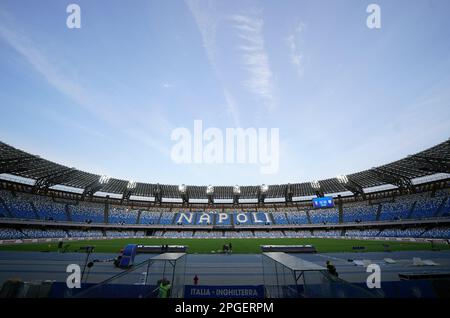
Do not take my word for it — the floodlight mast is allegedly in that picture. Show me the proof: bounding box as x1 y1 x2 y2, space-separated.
311 180 324 197
83 175 110 199
206 185 214 205
337 174 366 199
233 185 240 206
154 183 162 205
179 184 189 204
285 183 293 203
258 184 268 204
123 180 136 202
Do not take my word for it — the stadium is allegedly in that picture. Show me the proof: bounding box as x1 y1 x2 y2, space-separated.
0 140 450 298
1 0 450 305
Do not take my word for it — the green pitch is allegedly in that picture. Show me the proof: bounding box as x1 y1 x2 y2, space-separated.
0 238 448 254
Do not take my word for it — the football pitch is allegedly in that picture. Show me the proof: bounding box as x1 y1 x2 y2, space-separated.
0 238 449 254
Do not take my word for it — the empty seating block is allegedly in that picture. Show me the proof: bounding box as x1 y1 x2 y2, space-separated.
343 203 377 223
32 195 68 221
1 191 36 220
272 212 288 224
139 210 161 224
309 208 339 224
0 228 25 240
70 202 104 223
109 207 138 224
411 197 443 219
286 210 309 224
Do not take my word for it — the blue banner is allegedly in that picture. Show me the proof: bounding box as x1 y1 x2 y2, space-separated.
184 285 265 298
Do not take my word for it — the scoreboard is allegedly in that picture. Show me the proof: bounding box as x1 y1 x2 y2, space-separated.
312 196 334 208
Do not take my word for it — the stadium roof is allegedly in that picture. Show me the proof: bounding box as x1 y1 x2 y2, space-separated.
0 139 449 201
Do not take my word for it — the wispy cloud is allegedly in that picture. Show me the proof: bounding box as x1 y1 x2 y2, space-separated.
0 14 171 156
223 88 240 127
185 0 218 68
0 16 125 126
185 0 240 126
230 13 274 109
286 22 305 77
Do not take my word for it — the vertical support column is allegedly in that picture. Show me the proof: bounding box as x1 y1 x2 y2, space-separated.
104 197 109 224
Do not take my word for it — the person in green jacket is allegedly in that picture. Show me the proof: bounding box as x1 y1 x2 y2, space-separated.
158 279 171 298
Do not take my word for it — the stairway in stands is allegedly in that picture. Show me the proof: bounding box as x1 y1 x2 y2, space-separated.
268 213 275 224
407 201 417 219
338 205 344 224
419 228 428 237
65 204 72 221
0 197 12 218
305 210 312 224
29 201 41 220
435 197 448 217
136 210 142 224
156 211 163 224
172 212 179 225
283 211 289 225
375 204 382 221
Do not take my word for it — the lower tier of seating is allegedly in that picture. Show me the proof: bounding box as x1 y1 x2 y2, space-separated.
1 227 449 240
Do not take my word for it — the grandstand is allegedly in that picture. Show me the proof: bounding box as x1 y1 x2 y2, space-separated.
0 139 450 300
1 186 450 240
0 143 450 242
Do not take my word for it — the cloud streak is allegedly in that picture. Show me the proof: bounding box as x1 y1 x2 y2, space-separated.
286 22 304 77
185 0 241 126
0 15 171 156
230 13 274 109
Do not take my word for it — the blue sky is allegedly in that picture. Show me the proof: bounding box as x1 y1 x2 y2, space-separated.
0 0 449 187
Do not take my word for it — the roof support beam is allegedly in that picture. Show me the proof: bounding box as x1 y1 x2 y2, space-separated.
408 155 450 174
342 176 366 199
83 179 105 197
122 189 133 201
371 167 414 192
0 156 38 174
33 168 78 193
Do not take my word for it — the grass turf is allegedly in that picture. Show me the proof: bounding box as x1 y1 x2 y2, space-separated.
0 238 449 254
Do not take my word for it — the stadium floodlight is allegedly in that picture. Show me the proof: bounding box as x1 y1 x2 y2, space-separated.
311 180 320 189
285 183 293 203
337 175 349 184
178 184 187 194
127 180 136 189
206 185 214 195
258 184 268 204
99 175 110 184
260 184 269 193
233 185 240 205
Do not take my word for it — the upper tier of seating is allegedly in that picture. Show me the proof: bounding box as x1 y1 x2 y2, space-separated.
379 196 416 221
343 202 377 223
0 189 448 226
285 209 309 224
69 202 104 223
309 208 339 224
109 206 139 224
